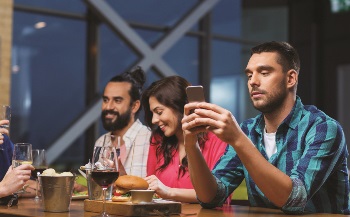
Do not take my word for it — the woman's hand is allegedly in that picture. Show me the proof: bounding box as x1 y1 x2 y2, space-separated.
0 164 34 197
0 120 9 145
144 175 171 199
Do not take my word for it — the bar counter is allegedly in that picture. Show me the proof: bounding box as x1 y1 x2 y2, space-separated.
0 198 346 217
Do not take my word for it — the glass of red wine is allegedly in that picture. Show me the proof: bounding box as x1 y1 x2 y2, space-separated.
31 149 48 201
91 135 119 217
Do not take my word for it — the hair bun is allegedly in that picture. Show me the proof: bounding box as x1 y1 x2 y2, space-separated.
130 66 146 86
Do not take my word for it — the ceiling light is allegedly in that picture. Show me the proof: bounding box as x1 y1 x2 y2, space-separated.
34 22 46 29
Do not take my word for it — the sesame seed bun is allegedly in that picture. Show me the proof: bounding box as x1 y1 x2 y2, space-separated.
114 175 149 190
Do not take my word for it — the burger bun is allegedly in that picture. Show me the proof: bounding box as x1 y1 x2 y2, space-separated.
112 196 130 202
114 175 149 190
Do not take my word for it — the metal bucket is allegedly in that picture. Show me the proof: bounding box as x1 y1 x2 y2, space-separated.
39 175 75 212
86 169 112 200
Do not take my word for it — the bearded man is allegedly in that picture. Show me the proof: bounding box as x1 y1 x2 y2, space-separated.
94 67 151 177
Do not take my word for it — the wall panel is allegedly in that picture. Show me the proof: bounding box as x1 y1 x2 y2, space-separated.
0 0 13 105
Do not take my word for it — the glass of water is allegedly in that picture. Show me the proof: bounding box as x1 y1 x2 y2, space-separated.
12 143 33 194
0 105 11 129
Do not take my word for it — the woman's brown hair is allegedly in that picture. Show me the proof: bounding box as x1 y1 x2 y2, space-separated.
142 76 206 177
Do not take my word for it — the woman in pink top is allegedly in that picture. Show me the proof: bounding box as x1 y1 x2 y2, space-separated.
142 76 228 203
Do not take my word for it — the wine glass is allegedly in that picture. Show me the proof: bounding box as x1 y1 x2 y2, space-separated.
91 135 119 217
12 143 33 194
103 134 119 156
31 149 48 200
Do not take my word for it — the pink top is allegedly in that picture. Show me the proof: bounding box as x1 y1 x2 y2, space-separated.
147 132 227 189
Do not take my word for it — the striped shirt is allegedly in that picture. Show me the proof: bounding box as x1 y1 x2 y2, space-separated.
94 119 151 177
200 96 350 214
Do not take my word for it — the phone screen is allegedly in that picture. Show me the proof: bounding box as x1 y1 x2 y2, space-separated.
186 85 205 102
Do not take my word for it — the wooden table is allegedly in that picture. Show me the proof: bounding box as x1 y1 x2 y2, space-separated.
0 198 347 217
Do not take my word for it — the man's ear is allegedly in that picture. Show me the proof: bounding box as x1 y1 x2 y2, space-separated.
131 100 141 114
287 69 298 90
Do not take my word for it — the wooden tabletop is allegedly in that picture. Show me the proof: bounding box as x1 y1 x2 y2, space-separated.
0 198 347 217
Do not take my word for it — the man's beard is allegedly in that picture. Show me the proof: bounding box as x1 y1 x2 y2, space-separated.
101 107 132 131
251 82 287 114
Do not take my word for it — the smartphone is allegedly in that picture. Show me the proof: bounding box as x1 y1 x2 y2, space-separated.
186 85 205 102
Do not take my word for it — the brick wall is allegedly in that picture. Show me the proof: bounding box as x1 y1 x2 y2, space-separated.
0 0 13 105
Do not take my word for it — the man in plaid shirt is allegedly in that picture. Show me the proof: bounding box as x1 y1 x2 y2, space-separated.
182 41 350 214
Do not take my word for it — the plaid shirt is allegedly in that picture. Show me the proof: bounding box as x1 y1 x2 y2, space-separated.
95 119 151 177
201 96 350 214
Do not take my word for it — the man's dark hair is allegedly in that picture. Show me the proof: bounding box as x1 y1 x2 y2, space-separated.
251 41 300 73
108 66 146 116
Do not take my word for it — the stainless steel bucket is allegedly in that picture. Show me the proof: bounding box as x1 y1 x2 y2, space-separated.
39 175 75 212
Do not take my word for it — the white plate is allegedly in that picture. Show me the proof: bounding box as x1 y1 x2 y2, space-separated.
72 195 89 200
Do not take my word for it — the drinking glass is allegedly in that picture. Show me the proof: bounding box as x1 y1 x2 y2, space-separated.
31 149 48 200
0 105 11 129
0 105 11 151
91 135 119 217
102 134 119 156
12 143 32 194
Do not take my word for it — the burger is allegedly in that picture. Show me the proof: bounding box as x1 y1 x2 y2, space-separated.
112 175 149 202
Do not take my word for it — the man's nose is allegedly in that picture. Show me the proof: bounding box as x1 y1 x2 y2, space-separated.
105 101 115 110
249 73 259 86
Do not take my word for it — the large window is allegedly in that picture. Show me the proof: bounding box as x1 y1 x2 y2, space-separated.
11 0 288 168
11 9 86 166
